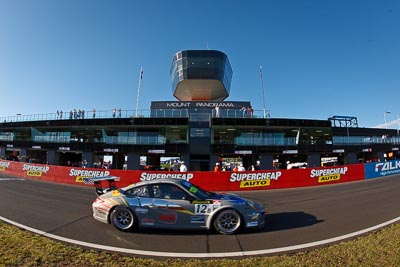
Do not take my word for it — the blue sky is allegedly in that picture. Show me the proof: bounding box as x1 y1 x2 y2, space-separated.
0 0 399 128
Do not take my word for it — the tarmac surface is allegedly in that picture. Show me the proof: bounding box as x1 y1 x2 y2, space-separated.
0 173 399 258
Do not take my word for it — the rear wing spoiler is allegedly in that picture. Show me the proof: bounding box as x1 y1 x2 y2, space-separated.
84 176 121 196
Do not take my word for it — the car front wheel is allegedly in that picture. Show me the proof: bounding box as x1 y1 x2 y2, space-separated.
110 206 137 232
213 209 242 234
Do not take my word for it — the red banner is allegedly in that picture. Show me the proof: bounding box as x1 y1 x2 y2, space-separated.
0 160 365 191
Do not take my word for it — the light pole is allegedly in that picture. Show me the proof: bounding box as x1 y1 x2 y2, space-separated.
397 114 399 137
384 111 391 129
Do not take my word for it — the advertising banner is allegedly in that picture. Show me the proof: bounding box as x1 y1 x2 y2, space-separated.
0 160 365 192
364 159 400 179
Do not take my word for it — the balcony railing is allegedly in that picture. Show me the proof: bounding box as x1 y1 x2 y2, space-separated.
0 108 270 123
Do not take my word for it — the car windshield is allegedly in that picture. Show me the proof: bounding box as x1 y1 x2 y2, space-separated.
180 180 213 200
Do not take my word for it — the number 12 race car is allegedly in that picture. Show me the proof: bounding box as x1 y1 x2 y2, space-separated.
86 177 266 235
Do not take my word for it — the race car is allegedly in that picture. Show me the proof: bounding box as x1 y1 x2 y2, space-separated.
86 177 266 234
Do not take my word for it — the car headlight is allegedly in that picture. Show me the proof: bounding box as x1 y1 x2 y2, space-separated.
245 200 260 211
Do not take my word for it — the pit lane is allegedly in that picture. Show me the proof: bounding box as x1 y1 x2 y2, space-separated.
0 173 399 258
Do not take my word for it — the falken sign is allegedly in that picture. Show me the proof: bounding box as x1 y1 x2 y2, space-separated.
151 101 251 110
364 159 400 179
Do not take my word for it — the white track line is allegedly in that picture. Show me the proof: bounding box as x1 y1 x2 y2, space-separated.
1 215 399 258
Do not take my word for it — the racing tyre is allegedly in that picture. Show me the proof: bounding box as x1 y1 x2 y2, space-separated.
110 206 137 232
213 209 242 234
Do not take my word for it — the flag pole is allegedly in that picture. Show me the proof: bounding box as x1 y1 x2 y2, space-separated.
135 67 143 117
259 65 267 118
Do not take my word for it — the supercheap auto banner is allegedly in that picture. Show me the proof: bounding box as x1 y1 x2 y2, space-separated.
364 159 400 179
0 160 365 191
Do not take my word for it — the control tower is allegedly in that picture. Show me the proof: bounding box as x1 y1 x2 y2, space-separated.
170 50 233 101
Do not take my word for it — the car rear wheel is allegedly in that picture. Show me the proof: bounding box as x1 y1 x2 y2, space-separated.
213 209 242 234
110 206 137 232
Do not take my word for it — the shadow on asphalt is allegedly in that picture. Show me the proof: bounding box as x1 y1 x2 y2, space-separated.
119 211 322 236
261 211 324 232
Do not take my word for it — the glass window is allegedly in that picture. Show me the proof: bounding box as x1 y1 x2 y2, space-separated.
151 184 187 200
125 185 150 197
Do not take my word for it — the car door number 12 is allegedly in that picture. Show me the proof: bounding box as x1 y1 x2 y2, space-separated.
195 204 213 215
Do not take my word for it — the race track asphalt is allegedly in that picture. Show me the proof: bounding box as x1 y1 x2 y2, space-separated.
0 173 399 258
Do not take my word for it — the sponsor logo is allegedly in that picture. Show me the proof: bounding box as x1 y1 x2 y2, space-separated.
23 164 50 173
318 174 340 183
140 172 194 181
230 172 281 188
70 169 110 177
310 167 348 183
191 200 212 204
142 218 155 225
0 161 10 169
0 166 5 171
230 172 282 182
375 160 400 172
246 221 259 227
158 213 177 224
213 200 221 206
23 164 50 177
27 171 43 177
135 208 148 214
240 179 271 188
70 169 111 183
191 216 205 224
310 167 348 178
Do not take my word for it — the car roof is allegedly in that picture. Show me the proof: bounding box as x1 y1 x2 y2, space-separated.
128 178 186 188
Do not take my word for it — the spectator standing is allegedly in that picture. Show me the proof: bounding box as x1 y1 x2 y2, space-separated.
241 107 247 117
214 162 220 172
92 108 96 118
179 161 187 172
248 106 254 117
254 160 261 170
238 163 246 171
215 105 220 118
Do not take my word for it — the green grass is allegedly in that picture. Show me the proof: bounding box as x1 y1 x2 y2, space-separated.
0 222 399 266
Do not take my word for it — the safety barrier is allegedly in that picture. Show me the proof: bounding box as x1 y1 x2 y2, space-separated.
6 159 398 191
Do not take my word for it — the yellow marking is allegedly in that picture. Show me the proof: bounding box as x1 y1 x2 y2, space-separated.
240 179 271 188
318 174 340 183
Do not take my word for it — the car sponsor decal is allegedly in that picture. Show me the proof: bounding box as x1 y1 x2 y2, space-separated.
213 200 221 206
246 221 259 227
142 218 155 225
195 204 213 215
191 200 212 204
190 216 205 224
135 207 148 214
189 186 198 193
157 213 177 224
